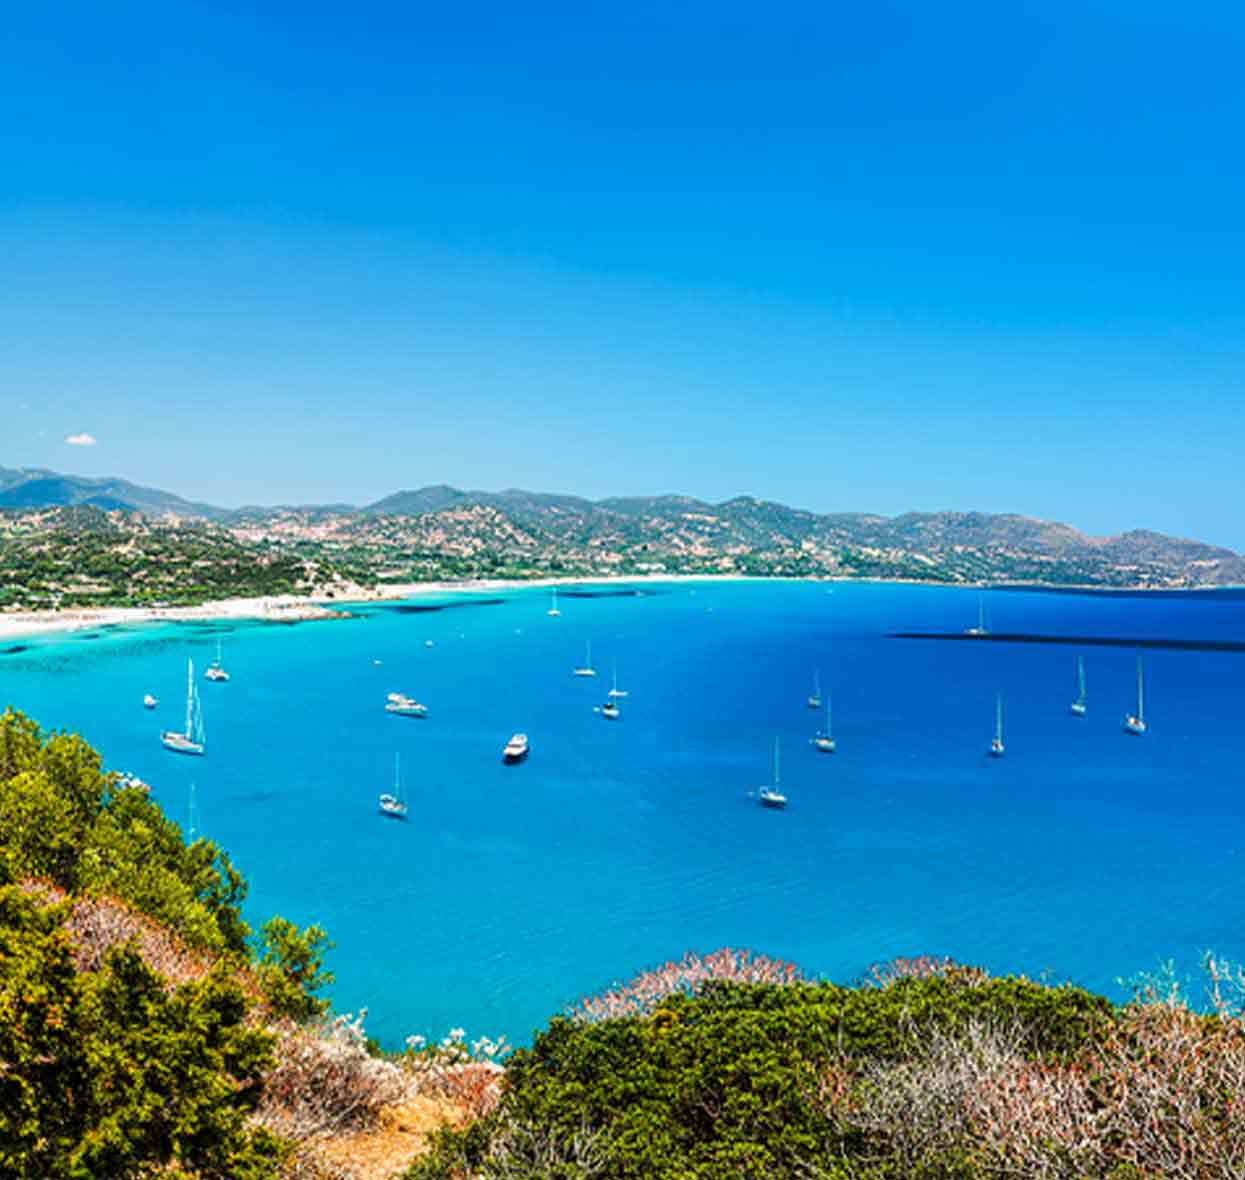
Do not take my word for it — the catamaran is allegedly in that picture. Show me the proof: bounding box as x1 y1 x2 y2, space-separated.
965 594 989 636
573 640 597 677
807 668 822 709
1070 655 1087 716
759 738 787 809
378 753 408 818
815 697 836 752
547 587 561 617
503 733 529 763
1123 654 1147 735
205 639 230 682
161 659 206 756
989 693 1005 757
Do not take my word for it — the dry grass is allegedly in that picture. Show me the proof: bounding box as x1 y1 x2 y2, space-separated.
278 1095 465 1180
19 878 221 986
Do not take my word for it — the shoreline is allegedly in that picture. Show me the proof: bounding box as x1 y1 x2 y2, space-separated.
1 572 1239 643
0 574 759 642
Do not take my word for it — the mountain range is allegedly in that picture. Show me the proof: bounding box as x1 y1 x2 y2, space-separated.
3 464 1243 588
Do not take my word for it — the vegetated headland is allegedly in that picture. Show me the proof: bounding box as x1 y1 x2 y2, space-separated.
4 705 1245 1180
2 464 1243 623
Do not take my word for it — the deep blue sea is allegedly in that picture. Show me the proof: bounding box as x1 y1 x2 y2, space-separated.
4 580 1245 1047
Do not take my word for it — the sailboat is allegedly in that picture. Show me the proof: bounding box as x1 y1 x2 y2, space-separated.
600 690 620 720
965 594 989 636
759 738 787 809
1123 654 1147 735
161 659 206 756
378 753 408 818
815 697 836 752
807 668 822 709
205 638 230 682
989 693 1005 757
573 639 597 677
607 663 628 699
142 693 158 709
1070 655 1087 716
547 587 561 617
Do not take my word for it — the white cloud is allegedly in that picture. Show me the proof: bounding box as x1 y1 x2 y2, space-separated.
64 432 97 447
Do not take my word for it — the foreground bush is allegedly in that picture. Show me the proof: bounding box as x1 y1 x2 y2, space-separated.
407 953 1245 1180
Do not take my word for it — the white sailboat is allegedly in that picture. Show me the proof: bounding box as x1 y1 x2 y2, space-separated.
965 593 989 636
989 693 1005 757
547 587 561 617
1123 654 1147 735
1070 655 1087 716
205 638 230 682
161 659 206 756
607 663 628 699
142 693 158 709
573 639 597 677
378 753 408 818
759 738 787 808
600 693 620 720
815 697 836 752
807 668 822 709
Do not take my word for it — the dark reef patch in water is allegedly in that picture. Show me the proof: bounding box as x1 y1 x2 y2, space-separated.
891 632 1245 653
1 644 29 655
558 587 655 599
991 585 1245 602
390 598 507 614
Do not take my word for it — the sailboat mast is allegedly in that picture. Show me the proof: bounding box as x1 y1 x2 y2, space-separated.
773 738 781 786
1136 655 1145 725
995 694 1003 742
185 659 194 738
826 697 832 738
1077 655 1085 700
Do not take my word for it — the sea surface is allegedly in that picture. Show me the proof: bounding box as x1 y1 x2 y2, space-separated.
4 580 1245 1047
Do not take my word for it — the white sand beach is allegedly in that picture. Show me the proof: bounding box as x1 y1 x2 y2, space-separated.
0 574 766 642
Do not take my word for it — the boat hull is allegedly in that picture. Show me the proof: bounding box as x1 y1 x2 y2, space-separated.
1069 702 1087 716
160 733 204 756
378 793 407 818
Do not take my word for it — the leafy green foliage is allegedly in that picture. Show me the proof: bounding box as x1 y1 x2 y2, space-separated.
408 973 1112 1180
0 709 248 952
257 917 334 1022
0 710 347 1177
0 887 283 1180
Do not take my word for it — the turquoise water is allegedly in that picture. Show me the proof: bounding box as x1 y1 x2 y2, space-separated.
4 580 1245 1047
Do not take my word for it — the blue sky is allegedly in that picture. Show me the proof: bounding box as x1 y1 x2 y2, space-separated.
2 1 1243 545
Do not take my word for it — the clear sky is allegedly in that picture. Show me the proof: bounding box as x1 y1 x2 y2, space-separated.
2 1 1243 546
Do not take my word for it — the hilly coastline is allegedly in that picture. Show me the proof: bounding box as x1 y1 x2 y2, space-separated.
1 465 1243 612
